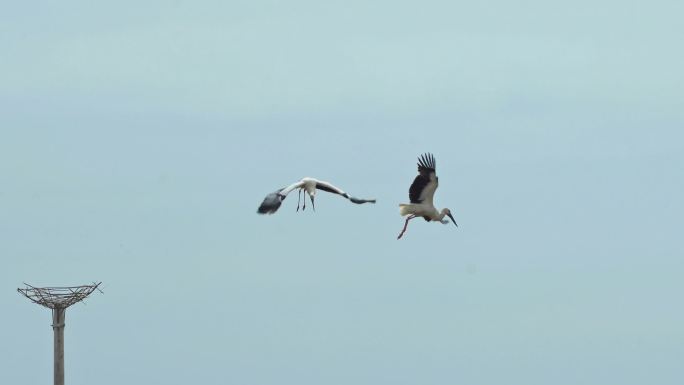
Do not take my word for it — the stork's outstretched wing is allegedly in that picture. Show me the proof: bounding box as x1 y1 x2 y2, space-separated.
315 180 376 204
408 153 438 204
256 180 304 214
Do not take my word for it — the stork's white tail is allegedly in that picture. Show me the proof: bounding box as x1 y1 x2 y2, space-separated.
399 204 415 216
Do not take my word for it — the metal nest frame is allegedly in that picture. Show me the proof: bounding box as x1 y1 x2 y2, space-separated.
17 282 103 310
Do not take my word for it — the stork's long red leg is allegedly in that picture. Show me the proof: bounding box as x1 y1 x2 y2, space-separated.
397 215 416 240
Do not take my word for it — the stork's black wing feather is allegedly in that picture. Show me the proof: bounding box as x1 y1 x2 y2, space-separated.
315 183 349 198
408 153 437 203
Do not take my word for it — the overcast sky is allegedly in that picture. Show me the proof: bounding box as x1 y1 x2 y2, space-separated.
1 1 683 384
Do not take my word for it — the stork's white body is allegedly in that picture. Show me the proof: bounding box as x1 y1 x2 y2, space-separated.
399 203 448 223
282 177 318 197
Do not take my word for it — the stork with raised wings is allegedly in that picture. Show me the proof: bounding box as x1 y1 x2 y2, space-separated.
397 153 457 239
257 177 376 214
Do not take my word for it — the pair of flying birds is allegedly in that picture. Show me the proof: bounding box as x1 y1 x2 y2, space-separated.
257 153 457 239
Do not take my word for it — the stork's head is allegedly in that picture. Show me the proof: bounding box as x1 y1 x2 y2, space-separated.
441 208 458 227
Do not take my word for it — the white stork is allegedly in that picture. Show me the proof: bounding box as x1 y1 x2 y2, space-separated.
257 177 376 214
397 153 457 239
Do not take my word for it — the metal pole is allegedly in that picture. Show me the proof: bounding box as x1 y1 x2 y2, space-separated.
52 308 65 385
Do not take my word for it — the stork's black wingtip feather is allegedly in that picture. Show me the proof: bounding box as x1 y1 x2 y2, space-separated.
257 191 284 215
349 197 377 204
417 152 436 171
256 206 273 214
257 206 272 214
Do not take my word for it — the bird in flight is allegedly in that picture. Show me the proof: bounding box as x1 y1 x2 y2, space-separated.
257 177 376 214
397 153 457 239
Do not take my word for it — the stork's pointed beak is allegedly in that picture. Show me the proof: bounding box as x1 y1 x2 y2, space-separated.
447 212 458 227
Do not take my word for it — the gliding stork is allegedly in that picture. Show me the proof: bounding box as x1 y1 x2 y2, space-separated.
397 153 458 239
257 177 376 214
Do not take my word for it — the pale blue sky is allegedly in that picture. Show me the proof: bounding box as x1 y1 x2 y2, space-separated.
1 1 683 384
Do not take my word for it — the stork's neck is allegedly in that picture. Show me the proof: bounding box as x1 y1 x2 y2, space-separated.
426 208 447 221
